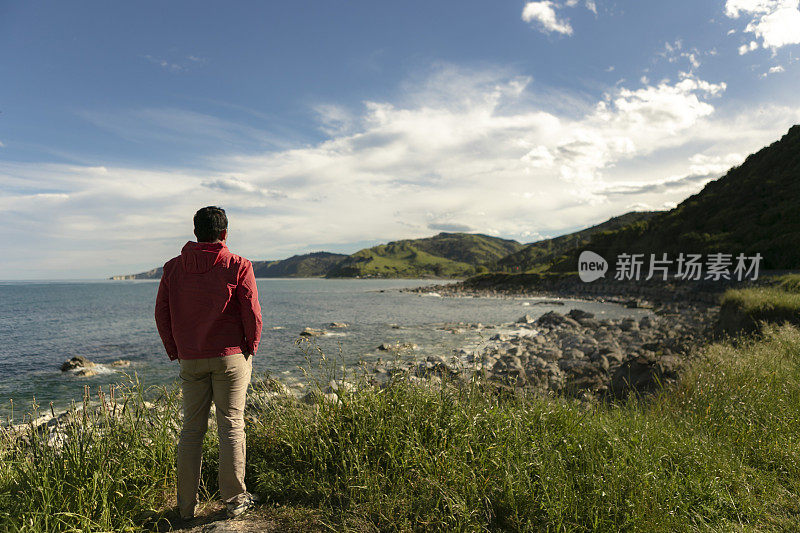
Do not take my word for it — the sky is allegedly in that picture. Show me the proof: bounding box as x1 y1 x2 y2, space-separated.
1 0 799 279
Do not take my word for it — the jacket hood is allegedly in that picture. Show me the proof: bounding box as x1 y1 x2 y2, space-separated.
180 241 230 274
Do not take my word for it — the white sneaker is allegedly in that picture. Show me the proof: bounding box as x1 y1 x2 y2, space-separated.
226 492 259 519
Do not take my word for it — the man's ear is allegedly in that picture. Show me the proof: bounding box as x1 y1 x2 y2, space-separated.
219 229 228 242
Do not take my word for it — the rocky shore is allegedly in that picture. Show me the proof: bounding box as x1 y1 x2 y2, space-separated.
373 277 726 399
357 300 717 401
408 273 745 306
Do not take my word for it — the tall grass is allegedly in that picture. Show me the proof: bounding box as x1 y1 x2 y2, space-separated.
774 273 800 294
0 379 182 532
2 326 800 531
248 326 800 531
720 286 800 334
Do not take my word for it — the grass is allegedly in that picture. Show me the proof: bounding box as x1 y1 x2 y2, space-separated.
0 379 182 532
328 242 477 278
719 283 800 335
3 326 800 531
722 287 800 316
248 328 800 531
773 274 800 294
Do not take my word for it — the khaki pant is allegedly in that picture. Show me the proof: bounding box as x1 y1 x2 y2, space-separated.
177 353 252 518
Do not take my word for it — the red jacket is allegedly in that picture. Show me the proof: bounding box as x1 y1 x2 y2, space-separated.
155 241 262 360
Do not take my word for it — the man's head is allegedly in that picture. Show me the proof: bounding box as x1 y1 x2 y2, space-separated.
193 206 228 243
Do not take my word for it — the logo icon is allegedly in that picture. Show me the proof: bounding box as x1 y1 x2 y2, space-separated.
578 251 607 283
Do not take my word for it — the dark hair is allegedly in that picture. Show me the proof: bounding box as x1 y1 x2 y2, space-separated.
193 206 228 242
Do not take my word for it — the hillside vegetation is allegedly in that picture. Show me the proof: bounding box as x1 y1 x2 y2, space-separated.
538 125 800 272
326 233 523 278
111 252 345 280
111 234 522 280
718 273 800 335
495 211 660 273
252 252 347 278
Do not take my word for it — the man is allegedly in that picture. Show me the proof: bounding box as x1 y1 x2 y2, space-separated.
155 206 263 521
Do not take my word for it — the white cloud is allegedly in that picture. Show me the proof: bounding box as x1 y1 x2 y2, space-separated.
761 64 787 76
143 54 208 72
660 40 702 70
143 55 185 72
77 107 294 151
738 40 759 54
565 0 596 13
726 0 800 50
314 104 356 136
522 2 573 35
3 66 800 278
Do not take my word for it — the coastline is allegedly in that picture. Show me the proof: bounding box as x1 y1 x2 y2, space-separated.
6 281 719 435
8 282 800 532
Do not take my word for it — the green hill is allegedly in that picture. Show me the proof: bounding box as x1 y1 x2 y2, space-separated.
494 211 660 273
541 125 800 272
111 252 347 280
252 252 347 277
326 233 523 279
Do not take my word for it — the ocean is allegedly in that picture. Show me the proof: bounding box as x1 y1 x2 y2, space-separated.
0 278 649 420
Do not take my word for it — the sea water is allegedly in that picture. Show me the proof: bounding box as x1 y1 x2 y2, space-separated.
0 278 649 419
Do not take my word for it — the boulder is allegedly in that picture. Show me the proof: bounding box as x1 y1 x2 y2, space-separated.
595 354 610 372
563 348 586 360
300 327 326 337
537 347 562 362
567 309 595 321
516 314 535 324
558 360 607 391
75 368 98 378
536 311 566 327
60 356 94 372
378 342 417 352
328 322 349 329
610 354 681 398
110 360 131 368
577 318 602 329
639 316 656 329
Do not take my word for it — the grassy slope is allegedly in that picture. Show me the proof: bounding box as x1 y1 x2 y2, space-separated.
5 320 800 530
718 274 800 334
544 125 800 272
252 252 348 278
326 233 523 278
250 328 800 531
327 241 478 278
113 234 522 280
495 211 660 273
113 252 347 280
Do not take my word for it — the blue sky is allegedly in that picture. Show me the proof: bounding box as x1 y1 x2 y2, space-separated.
1 0 799 278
